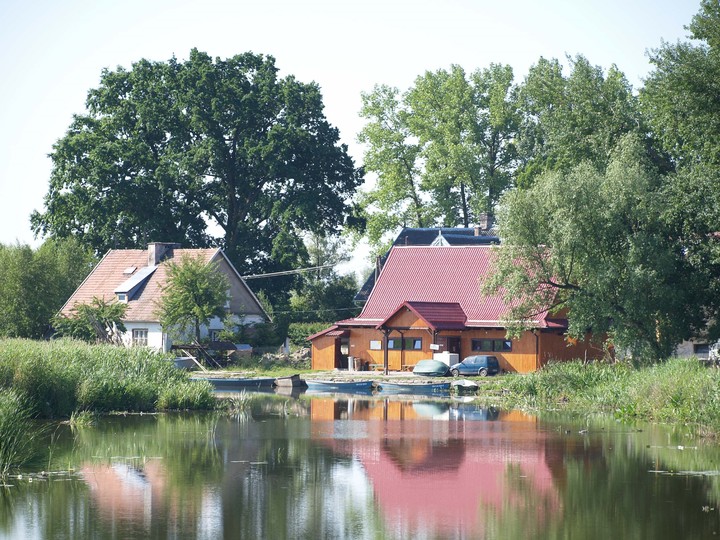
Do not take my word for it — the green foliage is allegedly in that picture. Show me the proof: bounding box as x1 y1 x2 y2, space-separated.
516 55 647 186
358 63 518 249
0 338 215 416
0 238 95 339
484 135 696 360
52 296 127 343
31 49 363 305
156 254 229 342
287 322 333 347
502 358 720 432
0 389 40 476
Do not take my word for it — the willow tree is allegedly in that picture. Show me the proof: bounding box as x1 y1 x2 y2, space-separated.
483 135 700 361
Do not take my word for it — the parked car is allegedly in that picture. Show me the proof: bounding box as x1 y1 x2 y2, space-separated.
450 355 500 377
412 359 450 377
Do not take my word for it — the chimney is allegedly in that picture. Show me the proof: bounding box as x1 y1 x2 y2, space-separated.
148 242 181 266
477 213 494 233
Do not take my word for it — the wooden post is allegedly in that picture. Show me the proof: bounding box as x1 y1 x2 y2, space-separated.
382 328 390 375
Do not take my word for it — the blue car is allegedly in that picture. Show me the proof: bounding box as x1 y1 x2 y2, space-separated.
450 355 500 377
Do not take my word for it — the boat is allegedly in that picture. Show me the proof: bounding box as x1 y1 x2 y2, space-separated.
304 380 376 394
172 356 198 369
377 381 451 395
274 374 307 388
412 359 450 377
451 379 479 393
203 377 276 390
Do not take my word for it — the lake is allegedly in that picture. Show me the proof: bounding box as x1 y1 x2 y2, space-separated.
2 394 720 539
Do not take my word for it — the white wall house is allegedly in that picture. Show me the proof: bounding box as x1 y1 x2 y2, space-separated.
60 243 269 352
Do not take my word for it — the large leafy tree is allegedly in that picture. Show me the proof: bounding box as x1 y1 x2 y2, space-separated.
483 135 700 361
0 238 95 338
516 55 645 186
31 49 363 285
641 0 720 341
155 255 229 342
357 64 519 251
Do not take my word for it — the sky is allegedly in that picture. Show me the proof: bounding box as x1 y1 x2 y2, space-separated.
0 0 702 263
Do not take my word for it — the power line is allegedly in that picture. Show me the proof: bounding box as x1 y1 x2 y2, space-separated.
242 264 335 280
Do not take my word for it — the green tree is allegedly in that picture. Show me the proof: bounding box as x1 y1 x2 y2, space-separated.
516 56 644 186
483 135 697 361
52 296 128 343
31 49 363 289
357 64 519 251
0 238 95 338
641 0 720 342
642 0 720 168
155 255 229 342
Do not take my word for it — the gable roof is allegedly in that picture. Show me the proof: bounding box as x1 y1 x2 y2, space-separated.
61 247 267 323
355 227 499 304
345 246 557 329
378 301 468 331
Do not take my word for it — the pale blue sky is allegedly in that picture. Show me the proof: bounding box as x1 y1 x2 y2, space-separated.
0 0 701 249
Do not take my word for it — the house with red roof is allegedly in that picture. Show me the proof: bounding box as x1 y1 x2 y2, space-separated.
60 242 268 351
309 245 602 373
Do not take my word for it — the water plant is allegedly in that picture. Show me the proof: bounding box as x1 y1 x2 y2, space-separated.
0 390 40 476
0 338 216 417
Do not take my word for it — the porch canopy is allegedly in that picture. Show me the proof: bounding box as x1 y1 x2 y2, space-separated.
376 301 468 331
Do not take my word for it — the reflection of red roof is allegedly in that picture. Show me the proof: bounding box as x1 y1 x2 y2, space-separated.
378 301 467 331
345 246 556 329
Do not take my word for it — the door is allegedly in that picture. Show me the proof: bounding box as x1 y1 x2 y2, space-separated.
446 337 461 355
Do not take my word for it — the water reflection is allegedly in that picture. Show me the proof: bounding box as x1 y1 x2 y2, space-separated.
2 396 720 539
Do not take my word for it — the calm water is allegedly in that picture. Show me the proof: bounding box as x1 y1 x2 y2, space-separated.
2 394 720 539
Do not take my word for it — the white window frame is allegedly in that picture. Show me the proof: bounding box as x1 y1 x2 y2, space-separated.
132 328 148 347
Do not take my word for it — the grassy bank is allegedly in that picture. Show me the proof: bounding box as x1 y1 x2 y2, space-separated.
0 338 216 418
496 358 720 433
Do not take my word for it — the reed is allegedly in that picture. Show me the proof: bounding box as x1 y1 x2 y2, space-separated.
0 390 39 476
0 338 216 417
500 358 720 432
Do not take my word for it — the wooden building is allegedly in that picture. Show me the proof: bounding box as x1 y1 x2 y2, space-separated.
309 246 603 373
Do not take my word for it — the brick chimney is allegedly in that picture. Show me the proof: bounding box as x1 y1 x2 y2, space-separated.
148 242 181 266
476 213 494 233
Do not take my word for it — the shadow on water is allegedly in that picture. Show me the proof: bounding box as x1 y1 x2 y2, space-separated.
1 395 720 539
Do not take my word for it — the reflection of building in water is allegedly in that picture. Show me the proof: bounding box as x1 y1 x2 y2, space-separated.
310 397 560 536
81 459 218 537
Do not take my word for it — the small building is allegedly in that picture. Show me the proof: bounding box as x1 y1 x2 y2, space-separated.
310 245 603 373
59 242 268 351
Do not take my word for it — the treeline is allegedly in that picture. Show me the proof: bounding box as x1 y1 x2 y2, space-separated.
19 1 720 358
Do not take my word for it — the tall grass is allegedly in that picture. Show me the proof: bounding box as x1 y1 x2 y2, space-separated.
0 338 216 417
501 358 720 432
0 389 39 476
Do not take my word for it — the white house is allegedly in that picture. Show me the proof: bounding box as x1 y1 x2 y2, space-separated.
59 242 269 351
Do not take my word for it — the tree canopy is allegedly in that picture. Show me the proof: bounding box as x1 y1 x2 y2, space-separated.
0 238 95 339
31 49 363 287
483 136 698 360
155 254 229 342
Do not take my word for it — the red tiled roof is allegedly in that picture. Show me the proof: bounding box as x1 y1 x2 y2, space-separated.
377 301 468 331
61 248 221 322
349 246 553 329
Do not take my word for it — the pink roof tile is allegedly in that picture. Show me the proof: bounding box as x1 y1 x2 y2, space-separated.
351 246 553 329
378 301 468 331
61 248 221 322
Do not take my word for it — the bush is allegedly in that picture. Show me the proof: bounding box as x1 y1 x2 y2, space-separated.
287 322 332 348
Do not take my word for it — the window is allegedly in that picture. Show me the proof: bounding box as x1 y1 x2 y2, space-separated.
116 293 127 303
132 329 148 347
472 338 511 352
369 340 382 350
694 343 710 355
387 338 402 350
403 337 423 350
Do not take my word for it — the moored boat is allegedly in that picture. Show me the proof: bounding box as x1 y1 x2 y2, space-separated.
304 379 376 394
274 374 307 388
378 381 451 395
203 377 276 390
